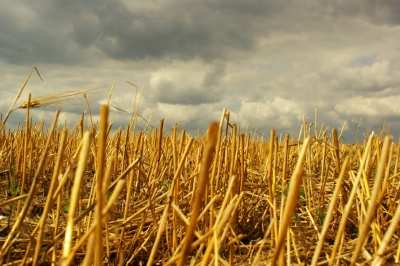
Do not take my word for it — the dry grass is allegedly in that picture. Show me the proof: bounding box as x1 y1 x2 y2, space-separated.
16 87 107 109
1 73 400 265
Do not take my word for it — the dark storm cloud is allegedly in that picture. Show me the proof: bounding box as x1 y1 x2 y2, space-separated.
0 0 265 64
81 0 263 62
322 0 400 25
1 0 400 65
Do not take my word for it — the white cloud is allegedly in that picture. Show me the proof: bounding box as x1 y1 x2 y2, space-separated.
335 95 400 123
334 61 400 92
235 98 305 130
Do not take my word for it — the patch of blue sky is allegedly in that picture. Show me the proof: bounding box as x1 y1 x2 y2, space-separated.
223 89 234 96
349 56 377 67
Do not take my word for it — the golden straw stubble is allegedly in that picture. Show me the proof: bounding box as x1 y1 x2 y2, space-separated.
178 122 218 266
206 122 219 149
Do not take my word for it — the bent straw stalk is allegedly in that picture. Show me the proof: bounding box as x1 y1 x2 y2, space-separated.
271 138 310 265
311 157 349 266
61 179 126 266
1 110 59 264
0 67 42 131
372 193 400 265
61 131 91 263
329 133 375 266
350 136 392 265
32 128 68 265
16 86 107 109
179 122 219 266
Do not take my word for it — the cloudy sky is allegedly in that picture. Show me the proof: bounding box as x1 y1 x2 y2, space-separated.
1 0 400 141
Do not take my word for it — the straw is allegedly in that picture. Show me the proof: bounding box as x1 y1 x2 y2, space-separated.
350 136 392 265
179 122 218 266
271 137 310 265
61 131 91 263
0 67 42 131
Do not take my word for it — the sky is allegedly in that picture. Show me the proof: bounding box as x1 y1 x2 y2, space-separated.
1 0 400 142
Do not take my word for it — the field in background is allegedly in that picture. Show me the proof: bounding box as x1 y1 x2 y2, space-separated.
0 69 400 265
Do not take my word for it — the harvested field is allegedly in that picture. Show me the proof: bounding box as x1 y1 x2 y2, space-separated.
0 72 400 265
0 106 399 266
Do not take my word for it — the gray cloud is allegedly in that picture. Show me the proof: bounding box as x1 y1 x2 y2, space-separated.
322 0 400 25
202 61 227 87
0 0 263 64
144 61 227 105
147 77 225 105
331 61 400 94
4 0 400 66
